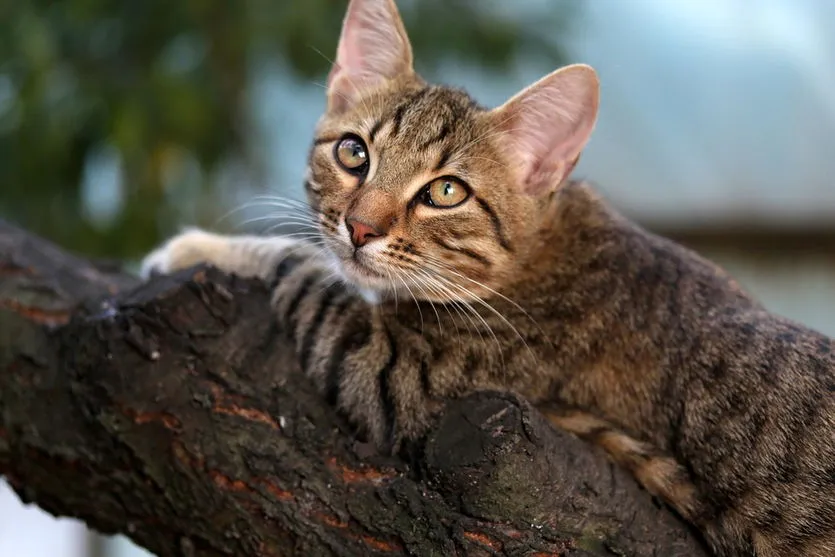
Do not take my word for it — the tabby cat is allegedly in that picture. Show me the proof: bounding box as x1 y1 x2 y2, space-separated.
141 0 835 555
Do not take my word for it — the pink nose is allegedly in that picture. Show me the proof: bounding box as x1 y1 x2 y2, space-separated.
345 217 384 248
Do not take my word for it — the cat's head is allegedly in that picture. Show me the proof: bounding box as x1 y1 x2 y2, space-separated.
306 0 599 302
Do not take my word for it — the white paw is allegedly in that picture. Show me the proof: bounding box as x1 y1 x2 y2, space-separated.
139 244 172 279
139 227 221 279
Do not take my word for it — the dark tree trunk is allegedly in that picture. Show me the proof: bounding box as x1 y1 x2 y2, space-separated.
0 220 709 556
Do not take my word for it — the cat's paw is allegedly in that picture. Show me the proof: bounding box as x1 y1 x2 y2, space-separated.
140 228 227 279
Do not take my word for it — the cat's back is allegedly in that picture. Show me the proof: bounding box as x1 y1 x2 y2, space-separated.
614 201 835 555
547 181 766 328
557 183 835 554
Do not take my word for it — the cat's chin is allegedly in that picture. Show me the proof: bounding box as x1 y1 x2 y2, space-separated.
334 252 453 305
337 257 438 305
336 257 390 296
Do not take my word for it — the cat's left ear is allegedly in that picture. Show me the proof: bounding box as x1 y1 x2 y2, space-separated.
491 64 600 195
326 0 414 114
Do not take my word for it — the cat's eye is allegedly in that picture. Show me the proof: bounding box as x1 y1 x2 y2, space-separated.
334 134 369 175
419 177 470 208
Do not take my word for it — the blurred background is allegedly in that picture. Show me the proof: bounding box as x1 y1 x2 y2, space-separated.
1 0 834 555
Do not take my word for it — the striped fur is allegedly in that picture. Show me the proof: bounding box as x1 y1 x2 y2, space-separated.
141 1 835 555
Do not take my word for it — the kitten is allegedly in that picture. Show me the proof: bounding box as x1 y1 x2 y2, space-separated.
141 0 835 555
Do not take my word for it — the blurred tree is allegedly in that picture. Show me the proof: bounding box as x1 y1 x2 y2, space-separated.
0 0 576 259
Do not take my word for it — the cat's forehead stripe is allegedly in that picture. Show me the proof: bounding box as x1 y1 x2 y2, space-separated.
433 147 452 172
419 121 451 150
371 86 482 152
368 118 385 143
390 91 420 137
366 88 425 144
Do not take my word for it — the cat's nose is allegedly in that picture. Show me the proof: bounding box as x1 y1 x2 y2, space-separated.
345 217 385 248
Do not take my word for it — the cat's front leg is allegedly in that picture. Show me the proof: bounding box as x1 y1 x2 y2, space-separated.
140 228 316 282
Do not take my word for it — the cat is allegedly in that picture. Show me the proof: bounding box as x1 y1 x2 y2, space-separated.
140 0 835 555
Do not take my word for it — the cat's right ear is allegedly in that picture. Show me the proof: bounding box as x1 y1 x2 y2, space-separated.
326 0 414 114
491 64 600 196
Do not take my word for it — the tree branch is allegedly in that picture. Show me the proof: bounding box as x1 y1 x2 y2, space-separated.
0 220 709 556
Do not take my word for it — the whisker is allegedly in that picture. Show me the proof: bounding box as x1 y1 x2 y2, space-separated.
237 214 317 228
231 207 318 231
420 254 539 369
429 270 536 370
392 268 424 334
435 279 506 370
245 201 316 215
212 201 275 227
411 268 465 343
422 253 546 339
400 263 479 341
218 193 314 217
272 240 334 270
381 266 399 313
399 267 443 336
259 219 324 236
242 205 316 219
259 231 329 247
249 205 317 221
409 266 488 354
247 194 311 205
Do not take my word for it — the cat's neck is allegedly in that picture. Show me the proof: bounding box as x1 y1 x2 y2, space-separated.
513 180 764 439
519 179 755 326
510 180 628 300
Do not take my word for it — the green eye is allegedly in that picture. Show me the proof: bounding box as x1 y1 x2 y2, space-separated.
421 177 470 208
335 135 369 174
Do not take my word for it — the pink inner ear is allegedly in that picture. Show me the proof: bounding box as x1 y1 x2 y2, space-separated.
497 65 599 195
327 0 413 111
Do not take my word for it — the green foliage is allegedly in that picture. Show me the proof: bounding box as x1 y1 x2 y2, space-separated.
0 0 574 258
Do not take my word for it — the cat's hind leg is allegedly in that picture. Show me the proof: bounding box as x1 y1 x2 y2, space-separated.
542 407 701 522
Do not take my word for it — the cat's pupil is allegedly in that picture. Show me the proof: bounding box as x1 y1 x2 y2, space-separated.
442 182 453 197
343 142 363 163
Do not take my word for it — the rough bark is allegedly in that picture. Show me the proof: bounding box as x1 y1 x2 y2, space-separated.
0 219 710 557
